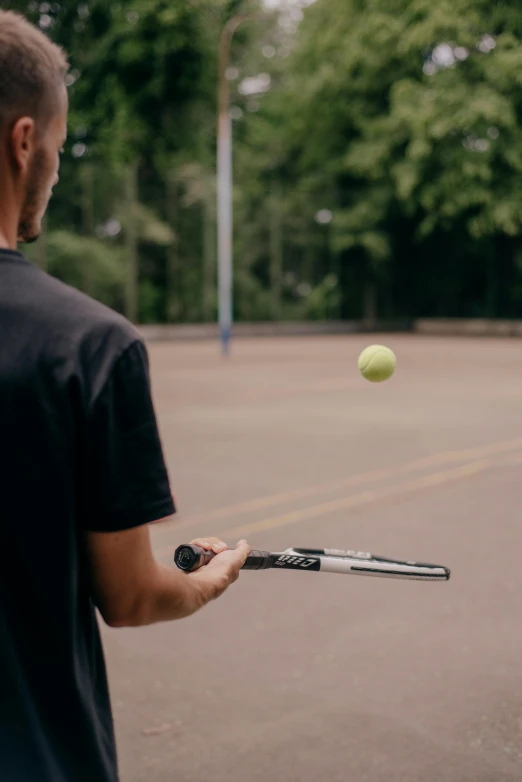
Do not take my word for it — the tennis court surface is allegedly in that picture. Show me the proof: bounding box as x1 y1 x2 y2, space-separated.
102 334 522 782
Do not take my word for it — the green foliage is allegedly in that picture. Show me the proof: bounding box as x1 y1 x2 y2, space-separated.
10 0 522 321
120 201 175 247
138 278 164 324
29 230 126 311
244 0 522 317
301 275 341 321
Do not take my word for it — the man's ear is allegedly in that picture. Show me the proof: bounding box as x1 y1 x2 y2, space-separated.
10 117 36 175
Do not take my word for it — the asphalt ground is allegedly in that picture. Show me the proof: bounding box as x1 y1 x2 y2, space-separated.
101 335 522 782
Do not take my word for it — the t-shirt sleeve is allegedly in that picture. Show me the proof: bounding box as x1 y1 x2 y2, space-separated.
78 339 176 532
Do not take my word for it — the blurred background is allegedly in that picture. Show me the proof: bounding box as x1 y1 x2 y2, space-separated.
8 0 522 328
7 4 522 780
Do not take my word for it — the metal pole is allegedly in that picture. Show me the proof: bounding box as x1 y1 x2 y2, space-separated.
217 14 257 355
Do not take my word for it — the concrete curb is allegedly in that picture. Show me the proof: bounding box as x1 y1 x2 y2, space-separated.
137 319 522 342
138 320 411 342
414 319 522 337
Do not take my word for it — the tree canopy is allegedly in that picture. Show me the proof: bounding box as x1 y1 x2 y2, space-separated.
7 0 522 321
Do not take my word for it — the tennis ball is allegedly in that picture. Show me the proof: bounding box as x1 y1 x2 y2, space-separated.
358 344 396 383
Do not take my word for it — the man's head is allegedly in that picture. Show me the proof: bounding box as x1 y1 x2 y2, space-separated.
0 11 68 247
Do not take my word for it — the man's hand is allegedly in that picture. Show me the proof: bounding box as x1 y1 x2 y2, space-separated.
189 539 251 600
189 536 229 555
87 525 251 628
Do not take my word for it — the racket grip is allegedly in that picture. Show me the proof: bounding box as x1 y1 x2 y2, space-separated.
242 550 272 570
174 544 272 572
174 544 215 572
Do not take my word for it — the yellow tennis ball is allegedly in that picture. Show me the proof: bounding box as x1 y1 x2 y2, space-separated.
358 344 396 383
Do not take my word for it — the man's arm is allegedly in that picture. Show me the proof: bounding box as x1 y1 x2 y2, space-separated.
87 525 251 627
80 339 251 626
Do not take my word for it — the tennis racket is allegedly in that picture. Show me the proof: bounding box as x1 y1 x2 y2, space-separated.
174 544 450 582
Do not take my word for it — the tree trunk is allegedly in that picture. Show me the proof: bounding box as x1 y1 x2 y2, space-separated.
37 213 47 271
269 177 283 320
81 164 94 295
363 277 377 326
165 173 181 322
202 184 215 322
124 162 138 323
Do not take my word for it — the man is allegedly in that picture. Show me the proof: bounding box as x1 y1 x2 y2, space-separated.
0 11 251 782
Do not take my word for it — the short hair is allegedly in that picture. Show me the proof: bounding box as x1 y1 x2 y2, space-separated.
0 11 68 133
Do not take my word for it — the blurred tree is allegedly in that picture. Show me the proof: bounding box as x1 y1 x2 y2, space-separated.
8 0 522 321
250 0 522 318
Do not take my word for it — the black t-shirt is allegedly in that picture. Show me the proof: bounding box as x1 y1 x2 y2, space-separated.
0 250 176 782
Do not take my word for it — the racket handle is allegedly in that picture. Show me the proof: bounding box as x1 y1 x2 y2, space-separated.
174 544 272 572
243 550 272 570
174 544 214 572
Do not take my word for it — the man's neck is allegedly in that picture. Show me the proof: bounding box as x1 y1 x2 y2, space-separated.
0 232 15 250
0 208 18 249
0 180 21 248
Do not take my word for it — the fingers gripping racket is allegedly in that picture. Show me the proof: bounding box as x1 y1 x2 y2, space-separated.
174 545 450 582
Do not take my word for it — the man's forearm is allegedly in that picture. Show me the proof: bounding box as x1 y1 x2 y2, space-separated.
89 528 248 628
108 563 223 627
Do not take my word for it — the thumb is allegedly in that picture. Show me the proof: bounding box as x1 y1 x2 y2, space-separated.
234 539 252 560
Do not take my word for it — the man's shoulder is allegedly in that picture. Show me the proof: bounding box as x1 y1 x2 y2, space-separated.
26 262 141 352
0 256 146 401
0 259 143 394
22 266 147 407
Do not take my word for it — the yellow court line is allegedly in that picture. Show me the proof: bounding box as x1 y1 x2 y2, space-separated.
166 436 522 531
154 455 502 558
496 451 522 467
214 459 491 541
